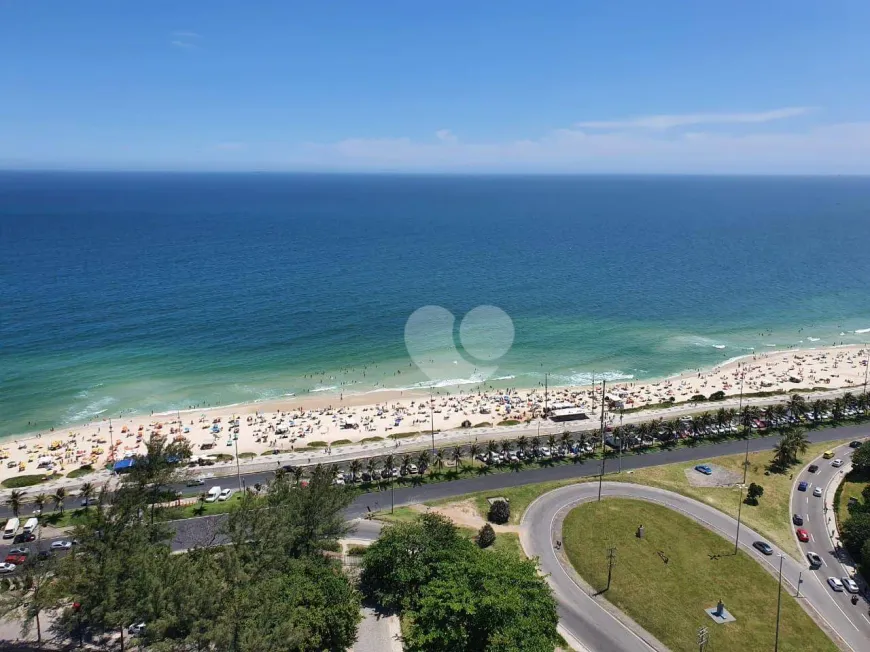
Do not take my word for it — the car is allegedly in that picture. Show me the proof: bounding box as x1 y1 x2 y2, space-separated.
806 552 823 568
798 481 808 491
808 464 818 473
753 541 774 555
80 497 99 507
694 464 713 475
186 477 205 486
217 488 233 501
849 441 863 449
813 487 823 497
4 554 26 565
36 550 53 561
832 459 843 468
796 528 810 542
792 514 804 526
0 563 16 573
823 450 835 459
9 547 29 556
128 622 146 636
827 577 844 592
50 541 73 550
842 577 860 593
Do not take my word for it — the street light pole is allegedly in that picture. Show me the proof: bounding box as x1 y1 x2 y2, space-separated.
233 434 242 492
430 388 436 455
774 554 784 652
598 380 607 501
734 485 744 554
738 370 752 486
863 343 869 397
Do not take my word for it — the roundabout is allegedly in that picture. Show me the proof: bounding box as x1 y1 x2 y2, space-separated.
521 481 868 652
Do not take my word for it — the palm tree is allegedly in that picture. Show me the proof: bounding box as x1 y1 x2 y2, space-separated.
715 408 728 433
417 449 430 472
740 405 759 436
516 436 529 457
366 457 378 479
383 454 395 477
433 448 445 470
486 440 498 457
7 490 26 517
52 487 66 515
560 431 573 450
400 454 412 474
500 439 512 458
844 392 857 412
349 459 362 482
468 443 480 462
34 493 47 515
292 466 304 486
78 482 94 511
450 446 463 470
196 491 208 515
789 393 806 420
547 434 557 451
832 398 845 422
530 435 541 453
762 405 777 429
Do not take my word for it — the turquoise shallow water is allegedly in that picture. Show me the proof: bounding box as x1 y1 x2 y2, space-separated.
2 172 870 437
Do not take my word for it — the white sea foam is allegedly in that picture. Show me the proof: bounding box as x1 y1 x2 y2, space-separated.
807 337 821 342
311 385 338 393
854 328 870 334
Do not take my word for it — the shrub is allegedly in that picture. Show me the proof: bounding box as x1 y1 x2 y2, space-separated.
690 394 707 402
710 391 726 401
744 482 764 505
347 544 368 556
1 475 48 488
477 523 496 548
488 499 510 524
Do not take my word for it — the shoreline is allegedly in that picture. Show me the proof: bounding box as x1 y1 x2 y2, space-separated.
7 343 870 446
1 344 867 487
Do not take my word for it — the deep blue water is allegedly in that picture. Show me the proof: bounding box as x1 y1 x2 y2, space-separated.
3 172 870 437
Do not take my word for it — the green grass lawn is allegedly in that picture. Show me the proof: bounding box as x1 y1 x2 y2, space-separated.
1 474 53 489
624 439 847 559
563 499 836 652
836 468 870 527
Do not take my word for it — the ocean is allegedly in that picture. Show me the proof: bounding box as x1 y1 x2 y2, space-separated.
3 172 870 438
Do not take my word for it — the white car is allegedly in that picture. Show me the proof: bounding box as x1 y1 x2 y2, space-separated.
217 488 233 501
0 563 16 573
831 459 843 468
813 487 823 497
128 622 146 636
51 540 73 550
842 577 860 593
827 577 844 592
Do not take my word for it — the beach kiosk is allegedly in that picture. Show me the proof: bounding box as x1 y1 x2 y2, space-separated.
113 458 136 475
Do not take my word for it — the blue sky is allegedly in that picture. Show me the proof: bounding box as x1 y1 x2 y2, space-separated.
2 1 870 173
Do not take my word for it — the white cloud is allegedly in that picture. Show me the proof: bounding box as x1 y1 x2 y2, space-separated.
171 30 202 49
575 107 813 130
435 129 457 143
292 119 870 174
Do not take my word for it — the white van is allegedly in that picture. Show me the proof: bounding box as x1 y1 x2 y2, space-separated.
23 517 39 535
205 486 222 503
3 517 20 539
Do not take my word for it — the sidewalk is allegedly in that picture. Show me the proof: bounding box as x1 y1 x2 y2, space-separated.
822 461 865 590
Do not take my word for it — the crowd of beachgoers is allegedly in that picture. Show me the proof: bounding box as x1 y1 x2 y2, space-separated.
2 345 867 484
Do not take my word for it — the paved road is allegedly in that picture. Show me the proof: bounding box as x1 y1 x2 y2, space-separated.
522 481 869 652
790 442 870 645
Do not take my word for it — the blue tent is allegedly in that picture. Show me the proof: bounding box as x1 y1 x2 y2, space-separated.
113 458 135 473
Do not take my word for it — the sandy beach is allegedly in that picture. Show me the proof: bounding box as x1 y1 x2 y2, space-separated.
2 344 868 486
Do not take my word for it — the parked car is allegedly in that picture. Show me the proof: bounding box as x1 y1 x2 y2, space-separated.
0 563 16 573
842 577 860 593
808 464 818 473
8 547 29 556
218 488 233 501
36 550 53 561
81 497 99 507
832 459 844 468
806 552 823 568
813 487 823 497
50 540 73 550
753 541 774 556
694 464 713 475
798 481 808 491
792 514 804 526
4 554 26 565
408 464 419 474
128 622 146 636
796 529 810 542
827 577 844 592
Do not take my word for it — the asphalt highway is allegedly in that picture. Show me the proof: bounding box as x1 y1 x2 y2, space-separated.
790 442 870 644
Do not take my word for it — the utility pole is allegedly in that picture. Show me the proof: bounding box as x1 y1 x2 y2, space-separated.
591 371 596 411
734 484 744 554
795 570 803 598
774 554 784 652
598 380 607 501
697 626 709 652
233 433 242 492
108 419 114 464
618 408 624 473
544 372 549 416
864 343 869 397
738 369 752 485
605 546 617 591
